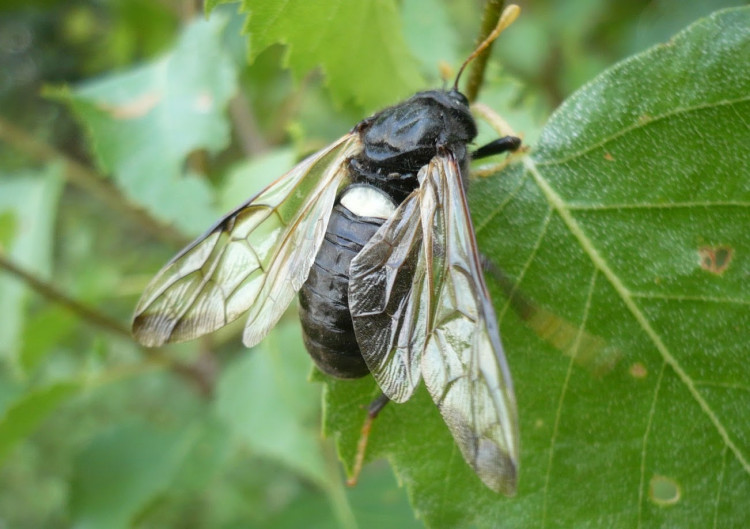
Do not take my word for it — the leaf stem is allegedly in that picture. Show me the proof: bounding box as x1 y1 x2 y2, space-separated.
0 252 216 397
0 115 187 247
229 92 269 156
464 0 507 102
0 251 130 339
267 70 317 146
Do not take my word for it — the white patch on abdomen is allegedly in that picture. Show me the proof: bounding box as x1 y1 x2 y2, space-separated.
339 184 397 219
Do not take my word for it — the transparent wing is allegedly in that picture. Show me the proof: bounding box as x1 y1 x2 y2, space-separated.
350 151 519 494
418 153 519 495
349 192 428 403
133 134 360 347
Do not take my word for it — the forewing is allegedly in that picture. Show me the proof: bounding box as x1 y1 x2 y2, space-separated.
418 153 519 495
349 192 428 403
133 135 360 347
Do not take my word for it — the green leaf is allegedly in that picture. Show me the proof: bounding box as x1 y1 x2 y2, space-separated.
168 415 232 493
323 7 750 527
402 0 459 82
215 321 328 486
0 381 83 465
225 0 424 110
0 164 63 366
0 210 16 249
263 461 421 529
49 15 238 236
218 147 296 212
69 420 198 529
20 306 77 373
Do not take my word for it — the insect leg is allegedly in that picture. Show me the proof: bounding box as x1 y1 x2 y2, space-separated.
469 101 526 176
346 392 390 486
472 135 521 160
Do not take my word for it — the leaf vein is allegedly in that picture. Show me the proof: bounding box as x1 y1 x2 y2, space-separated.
729 98 750 130
567 200 750 211
631 292 750 305
497 208 553 323
541 269 598 528
713 446 729 529
474 168 531 235
694 381 750 393
524 155 750 477
638 361 666 529
535 95 750 167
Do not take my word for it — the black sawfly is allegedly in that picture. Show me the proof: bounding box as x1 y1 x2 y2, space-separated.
133 6 522 495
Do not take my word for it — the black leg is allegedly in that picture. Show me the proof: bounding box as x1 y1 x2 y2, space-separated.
472 135 522 160
366 392 390 416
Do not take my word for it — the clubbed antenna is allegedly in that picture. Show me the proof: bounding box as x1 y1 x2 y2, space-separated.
453 4 520 92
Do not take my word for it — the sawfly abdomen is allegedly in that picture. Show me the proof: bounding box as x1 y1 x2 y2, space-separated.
299 187 395 378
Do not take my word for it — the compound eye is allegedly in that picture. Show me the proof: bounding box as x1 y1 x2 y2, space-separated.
448 90 470 107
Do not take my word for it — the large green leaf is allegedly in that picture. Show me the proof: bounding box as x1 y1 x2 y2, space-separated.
209 0 424 110
49 15 238 235
323 7 750 527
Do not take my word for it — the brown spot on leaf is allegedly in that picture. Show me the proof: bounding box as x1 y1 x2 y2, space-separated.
698 245 733 275
629 362 648 379
603 152 615 161
98 91 161 119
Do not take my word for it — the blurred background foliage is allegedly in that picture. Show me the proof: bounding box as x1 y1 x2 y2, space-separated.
0 0 746 528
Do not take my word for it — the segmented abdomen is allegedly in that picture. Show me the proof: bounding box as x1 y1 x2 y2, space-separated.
298 201 386 378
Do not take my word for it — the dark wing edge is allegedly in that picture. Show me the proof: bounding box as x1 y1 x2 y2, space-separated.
349 191 428 403
132 134 360 347
419 153 519 495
